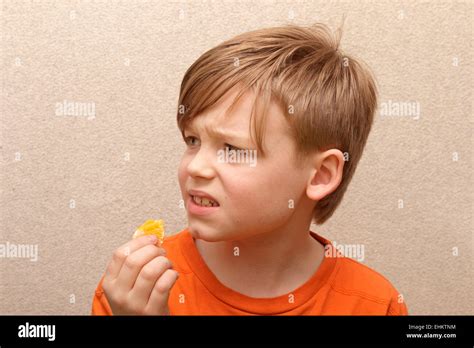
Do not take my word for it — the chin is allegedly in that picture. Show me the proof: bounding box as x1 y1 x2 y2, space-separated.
187 224 231 243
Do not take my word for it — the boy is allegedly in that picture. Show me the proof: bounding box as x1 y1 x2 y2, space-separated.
92 23 408 315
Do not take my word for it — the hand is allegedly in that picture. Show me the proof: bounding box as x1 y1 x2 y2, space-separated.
102 235 179 315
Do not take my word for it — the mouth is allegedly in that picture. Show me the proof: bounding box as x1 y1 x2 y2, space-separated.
190 194 220 207
187 189 220 208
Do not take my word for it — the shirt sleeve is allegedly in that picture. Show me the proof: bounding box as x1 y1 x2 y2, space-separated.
386 290 409 315
91 276 113 316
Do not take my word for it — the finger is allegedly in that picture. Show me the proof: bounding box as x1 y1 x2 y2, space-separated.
130 256 173 308
105 235 162 279
115 244 166 290
145 269 179 315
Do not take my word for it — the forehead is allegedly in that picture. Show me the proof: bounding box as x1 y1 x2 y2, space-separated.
185 86 290 140
186 87 253 134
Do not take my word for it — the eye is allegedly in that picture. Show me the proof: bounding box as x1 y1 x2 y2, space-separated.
184 136 200 147
225 143 242 152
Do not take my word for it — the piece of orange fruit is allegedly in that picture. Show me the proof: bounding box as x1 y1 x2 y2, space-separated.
132 219 165 244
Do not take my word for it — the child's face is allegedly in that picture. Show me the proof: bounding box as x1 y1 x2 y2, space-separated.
178 87 314 242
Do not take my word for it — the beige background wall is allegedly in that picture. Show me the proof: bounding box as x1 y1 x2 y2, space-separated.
1 0 472 315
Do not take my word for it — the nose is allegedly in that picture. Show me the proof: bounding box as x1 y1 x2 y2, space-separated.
186 146 217 179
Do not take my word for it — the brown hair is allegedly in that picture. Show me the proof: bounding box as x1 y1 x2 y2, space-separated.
176 23 378 225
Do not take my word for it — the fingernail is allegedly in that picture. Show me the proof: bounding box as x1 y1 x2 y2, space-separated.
148 235 157 243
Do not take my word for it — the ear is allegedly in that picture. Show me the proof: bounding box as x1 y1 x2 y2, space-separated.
306 149 345 201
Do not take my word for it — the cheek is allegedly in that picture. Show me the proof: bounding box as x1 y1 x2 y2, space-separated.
177 156 190 193
223 166 296 221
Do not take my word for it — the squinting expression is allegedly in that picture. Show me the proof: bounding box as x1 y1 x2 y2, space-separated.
178 87 310 242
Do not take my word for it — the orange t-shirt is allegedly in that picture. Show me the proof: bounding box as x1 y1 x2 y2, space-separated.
92 229 408 315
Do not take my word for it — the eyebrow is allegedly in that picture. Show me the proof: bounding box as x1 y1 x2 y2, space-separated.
184 123 248 141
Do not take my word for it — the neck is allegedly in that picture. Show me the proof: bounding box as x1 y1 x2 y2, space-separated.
194 211 325 298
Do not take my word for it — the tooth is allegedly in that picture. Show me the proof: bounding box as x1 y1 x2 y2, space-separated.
192 195 218 207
